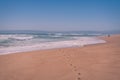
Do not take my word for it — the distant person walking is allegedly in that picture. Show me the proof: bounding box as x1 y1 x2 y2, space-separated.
108 34 110 37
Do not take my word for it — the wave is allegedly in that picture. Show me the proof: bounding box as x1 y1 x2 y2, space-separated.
9 36 33 41
0 37 106 55
0 34 34 40
0 32 105 55
51 33 102 37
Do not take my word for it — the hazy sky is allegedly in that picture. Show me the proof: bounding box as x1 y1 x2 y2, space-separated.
0 0 120 31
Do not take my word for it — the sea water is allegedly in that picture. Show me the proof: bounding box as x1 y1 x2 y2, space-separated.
0 31 106 55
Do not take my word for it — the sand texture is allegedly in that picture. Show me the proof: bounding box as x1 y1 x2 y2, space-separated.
0 35 120 80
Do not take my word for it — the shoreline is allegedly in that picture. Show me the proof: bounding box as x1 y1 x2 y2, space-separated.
0 35 106 55
0 34 120 80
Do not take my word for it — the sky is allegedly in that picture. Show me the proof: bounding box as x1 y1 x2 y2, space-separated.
0 0 120 31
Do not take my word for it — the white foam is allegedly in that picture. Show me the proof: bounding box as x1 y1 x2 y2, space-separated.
0 34 33 40
10 36 33 40
0 37 106 55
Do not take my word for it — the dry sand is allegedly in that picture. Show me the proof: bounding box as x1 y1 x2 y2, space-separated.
0 35 120 80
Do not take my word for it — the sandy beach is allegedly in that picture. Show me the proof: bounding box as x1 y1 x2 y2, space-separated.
0 35 120 80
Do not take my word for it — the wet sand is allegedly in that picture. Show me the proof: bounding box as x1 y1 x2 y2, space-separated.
0 35 120 80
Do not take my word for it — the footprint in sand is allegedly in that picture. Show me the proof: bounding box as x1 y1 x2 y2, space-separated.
74 66 76 68
73 66 77 71
62 53 81 80
77 77 81 80
74 69 77 71
70 64 73 66
78 72 81 75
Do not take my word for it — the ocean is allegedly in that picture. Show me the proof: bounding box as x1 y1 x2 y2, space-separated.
0 30 106 55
